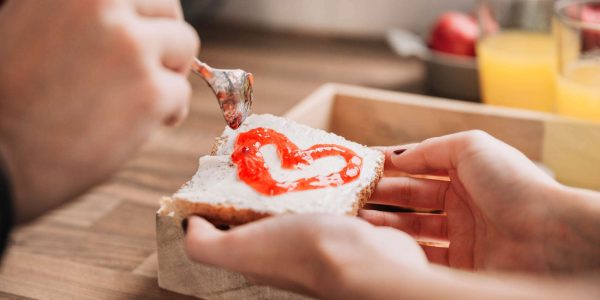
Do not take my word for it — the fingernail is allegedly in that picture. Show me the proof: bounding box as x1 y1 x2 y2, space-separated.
393 149 406 155
181 218 189 234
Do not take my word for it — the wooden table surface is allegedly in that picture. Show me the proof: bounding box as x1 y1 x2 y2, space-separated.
0 26 422 299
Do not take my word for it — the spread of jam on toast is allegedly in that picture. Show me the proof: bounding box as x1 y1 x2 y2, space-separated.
231 127 363 196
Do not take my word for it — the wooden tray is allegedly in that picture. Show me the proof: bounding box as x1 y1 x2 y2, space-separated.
157 83 600 300
286 83 600 191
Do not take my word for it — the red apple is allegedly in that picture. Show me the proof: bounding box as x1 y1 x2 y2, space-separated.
428 12 479 57
581 4 600 52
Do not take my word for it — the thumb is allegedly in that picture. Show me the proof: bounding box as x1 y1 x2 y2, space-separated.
184 216 226 264
386 132 472 174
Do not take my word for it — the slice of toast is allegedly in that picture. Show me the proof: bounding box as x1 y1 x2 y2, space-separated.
161 114 384 225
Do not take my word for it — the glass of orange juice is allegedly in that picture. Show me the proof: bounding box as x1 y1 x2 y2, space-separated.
477 0 556 112
555 0 600 122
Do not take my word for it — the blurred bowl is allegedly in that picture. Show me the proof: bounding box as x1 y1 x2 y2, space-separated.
386 28 481 102
425 50 480 102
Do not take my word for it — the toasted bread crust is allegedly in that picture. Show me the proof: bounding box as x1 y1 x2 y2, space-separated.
210 135 228 156
348 156 384 216
172 200 272 225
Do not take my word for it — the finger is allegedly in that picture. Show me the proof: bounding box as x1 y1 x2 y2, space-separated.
184 216 229 266
386 132 557 194
421 245 449 266
132 0 183 19
390 132 485 175
144 20 199 73
372 144 417 172
358 210 448 240
369 176 449 210
184 214 324 293
155 70 191 126
184 216 273 272
374 145 450 177
163 97 189 126
184 215 285 275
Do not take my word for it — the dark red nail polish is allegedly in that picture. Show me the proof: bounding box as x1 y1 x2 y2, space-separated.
393 149 406 155
181 218 189 234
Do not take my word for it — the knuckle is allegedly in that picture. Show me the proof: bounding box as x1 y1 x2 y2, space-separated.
436 182 450 210
181 79 193 100
165 111 183 127
399 177 413 206
145 73 164 96
365 212 381 226
165 22 200 62
439 218 448 238
183 23 201 52
368 212 385 227
457 130 494 155
462 130 492 144
380 211 394 228
170 78 192 110
137 74 165 111
410 217 422 238
111 22 146 57
312 221 370 282
421 135 443 149
145 75 192 122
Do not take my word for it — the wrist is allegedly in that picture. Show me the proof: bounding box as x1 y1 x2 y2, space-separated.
542 184 600 272
322 254 435 300
427 266 597 300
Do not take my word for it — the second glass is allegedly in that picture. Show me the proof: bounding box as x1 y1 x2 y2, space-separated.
477 0 556 112
555 0 600 122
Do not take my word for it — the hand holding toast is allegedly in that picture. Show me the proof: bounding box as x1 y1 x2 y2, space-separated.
362 130 600 273
184 214 430 299
0 0 199 222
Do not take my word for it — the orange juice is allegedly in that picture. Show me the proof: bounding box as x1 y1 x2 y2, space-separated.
557 60 600 122
477 31 555 112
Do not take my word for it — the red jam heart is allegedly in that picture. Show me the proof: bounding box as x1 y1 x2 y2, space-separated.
231 127 363 196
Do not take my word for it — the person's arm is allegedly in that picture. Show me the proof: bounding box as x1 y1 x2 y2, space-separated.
184 215 600 300
541 185 600 272
405 267 600 300
359 130 600 273
343 258 600 300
